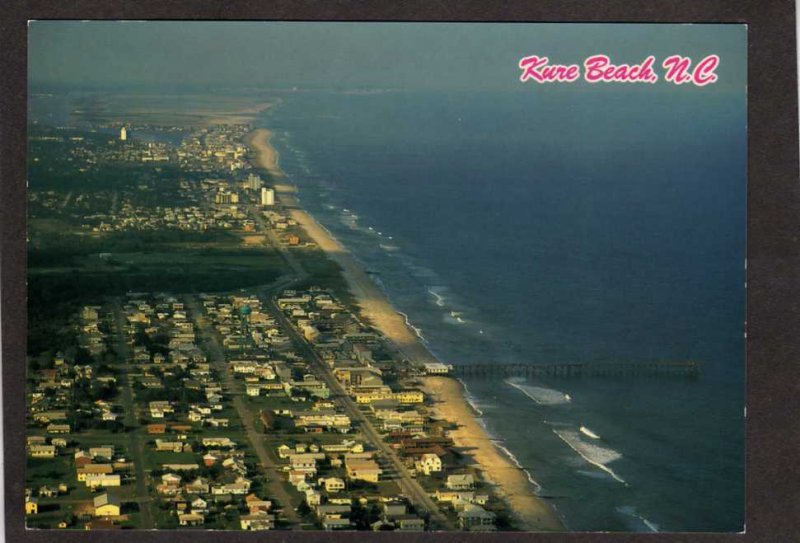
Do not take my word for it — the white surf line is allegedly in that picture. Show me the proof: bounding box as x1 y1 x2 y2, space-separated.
552 429 627 485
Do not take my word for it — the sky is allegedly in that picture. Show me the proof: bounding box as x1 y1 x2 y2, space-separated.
28 22 746 93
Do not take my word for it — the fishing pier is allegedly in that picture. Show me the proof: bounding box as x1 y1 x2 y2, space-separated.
449 360 700 379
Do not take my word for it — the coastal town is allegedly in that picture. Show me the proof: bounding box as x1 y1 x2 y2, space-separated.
26 110 561 531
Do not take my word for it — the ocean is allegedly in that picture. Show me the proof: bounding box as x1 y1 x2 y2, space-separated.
260 88 746 532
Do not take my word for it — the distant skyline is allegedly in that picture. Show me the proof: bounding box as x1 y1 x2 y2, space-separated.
29 22 746 92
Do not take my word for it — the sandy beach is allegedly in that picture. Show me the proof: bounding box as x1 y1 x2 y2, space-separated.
422 376 564 531
204 102 274 126
248 128 564 531
246 128 284 179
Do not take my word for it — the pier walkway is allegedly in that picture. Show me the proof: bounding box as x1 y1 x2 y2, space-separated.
450 360 700 379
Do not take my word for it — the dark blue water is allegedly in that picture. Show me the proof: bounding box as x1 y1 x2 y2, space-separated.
261 89 745 532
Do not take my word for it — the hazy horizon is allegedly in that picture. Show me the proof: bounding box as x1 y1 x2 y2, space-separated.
29 21 746 93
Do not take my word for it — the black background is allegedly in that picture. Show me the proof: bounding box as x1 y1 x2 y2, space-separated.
1 1 798 542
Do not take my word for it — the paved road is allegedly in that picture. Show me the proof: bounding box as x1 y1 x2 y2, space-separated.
110 301 155 529
184 296 302 529
247 202 308 282
247 198 451 528
264 297 454 530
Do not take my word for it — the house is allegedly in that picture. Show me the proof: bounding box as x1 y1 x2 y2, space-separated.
46 423 71 434
319 477 346 493
203 453 218 467
240 512 274 531
288 453 323 473
74 450 93 468
84 519 121 530
147 424 167 434
184 477 209 494
191 497 208 513
89 447 114 460
345 458 382 483
161 473 182 486
155 439 184 453
244 493 272 514
178 513 205 526
395 515 426 531
415 453 443 475
211 478 251 495
305 488 322 507
38 486 58 498
446 474 475 490
201 437 235 448
434 490 476 504
93 493 121 517
316 504 352 519
161 463 200 472
85 474 121 489
322 517 352 530
457 504 496 531
28 445 56 458
25 497 38 515
383 502 407 518
77 464 114 481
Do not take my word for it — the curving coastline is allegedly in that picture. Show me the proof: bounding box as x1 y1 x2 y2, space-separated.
247 127 565 531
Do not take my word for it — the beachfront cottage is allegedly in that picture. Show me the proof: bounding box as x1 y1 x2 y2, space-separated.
457 504 496 531
446 473 475 490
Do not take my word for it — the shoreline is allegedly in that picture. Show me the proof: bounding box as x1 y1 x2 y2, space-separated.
422 376 565 531
247 127 565 531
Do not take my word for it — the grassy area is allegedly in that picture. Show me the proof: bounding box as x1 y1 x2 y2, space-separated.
292 248 355 308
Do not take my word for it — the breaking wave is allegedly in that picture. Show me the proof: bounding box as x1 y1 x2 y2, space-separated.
505 378 572 406
580 426 601 439
553 428 626 484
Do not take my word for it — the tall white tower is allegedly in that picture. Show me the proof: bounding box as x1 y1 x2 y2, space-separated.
120 127 127 141
261 187 275 207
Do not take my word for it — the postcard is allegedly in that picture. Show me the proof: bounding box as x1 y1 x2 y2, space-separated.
21 20 748 533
